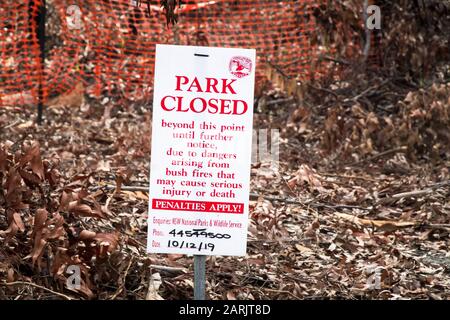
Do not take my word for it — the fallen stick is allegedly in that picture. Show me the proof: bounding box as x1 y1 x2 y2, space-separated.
307 84 339 99
320 55 351 66
422 224 450 230
390 188 433 199
347 79 391 103
149 264 187 274
378 180 449 203
266 97 295 106
320 173 377 182
100 184 371 211
250 193 370 211
335 212 417 232
0 281 73 300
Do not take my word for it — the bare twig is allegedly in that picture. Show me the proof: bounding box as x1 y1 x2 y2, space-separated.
365 146 408 162
99 184 370 211
344 79 391 104
0 119 21 130
307 84 339 99
260 288 301 299
390 189 434 199
110 257 134 300
319 55 350 66
426 180 450 189
248 239 301 244
0 281 73 300
266 60 291 79
383 181 450 201
251 193 370 211
105 185 149 192
378 180 449 204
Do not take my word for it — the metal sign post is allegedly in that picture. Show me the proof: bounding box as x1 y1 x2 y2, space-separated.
147 45 255 302
194 255 206 300
193 50 207 302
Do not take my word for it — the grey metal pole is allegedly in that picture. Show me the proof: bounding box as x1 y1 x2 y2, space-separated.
194 255 206 300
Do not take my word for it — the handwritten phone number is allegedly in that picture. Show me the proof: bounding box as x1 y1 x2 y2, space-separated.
169 228 231 239
168 240 215 252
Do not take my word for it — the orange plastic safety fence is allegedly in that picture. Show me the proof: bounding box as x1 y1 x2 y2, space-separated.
1 0 324 107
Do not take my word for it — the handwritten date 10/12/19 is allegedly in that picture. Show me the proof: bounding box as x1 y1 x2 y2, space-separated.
168 240 215 252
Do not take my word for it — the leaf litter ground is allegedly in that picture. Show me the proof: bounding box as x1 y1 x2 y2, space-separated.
0 77 449 300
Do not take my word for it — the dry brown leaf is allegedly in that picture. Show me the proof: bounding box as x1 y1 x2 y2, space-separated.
0 147 7 173
46 82 85 109
30 145 45 180
27 209 65 266
7 268 14 283
0 220 19 242
79 230 97 241
226 290 237 300
28 209 49 264
304 218 320 238
68 201 105 219
19 142 44 180
12 212 25 232
19 169 41 187
167 254 184 261
94 232 120 254
288 164 323 190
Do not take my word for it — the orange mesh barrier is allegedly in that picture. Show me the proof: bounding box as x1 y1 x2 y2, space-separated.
1 0 324 107
0 0 43 107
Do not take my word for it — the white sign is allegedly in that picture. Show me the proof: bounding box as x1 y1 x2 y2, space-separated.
147 44 256 256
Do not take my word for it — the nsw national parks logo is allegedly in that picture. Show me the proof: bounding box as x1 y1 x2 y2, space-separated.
229 56 252 78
